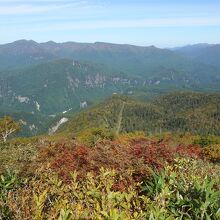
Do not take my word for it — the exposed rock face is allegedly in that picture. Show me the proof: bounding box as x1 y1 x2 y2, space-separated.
85 74 106 88
48 117 69 135
17 96 29 103
35 101 40 111
80 101 88 109
29 124 37 131
19 119 27 125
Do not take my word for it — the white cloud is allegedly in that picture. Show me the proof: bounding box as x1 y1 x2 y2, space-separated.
0 5 51 14
0 0 84 2
0 1 88 15
30 17 220 31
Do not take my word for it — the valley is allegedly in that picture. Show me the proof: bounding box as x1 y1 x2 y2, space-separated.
0 41 220 137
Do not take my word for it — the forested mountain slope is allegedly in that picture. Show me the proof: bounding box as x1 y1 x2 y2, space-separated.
59 92 220 136
174 44 220 69
0 59 133 115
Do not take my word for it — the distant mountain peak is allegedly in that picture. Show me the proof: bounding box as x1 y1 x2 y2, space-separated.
41 41 57 45
12 39 38 45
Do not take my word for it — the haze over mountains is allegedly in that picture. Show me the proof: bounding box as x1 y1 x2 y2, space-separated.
173 43 220 69
1 40 220 71
0 40 220 136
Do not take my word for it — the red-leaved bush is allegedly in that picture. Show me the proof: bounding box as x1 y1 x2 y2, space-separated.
176 144 202 158
36 137 202 183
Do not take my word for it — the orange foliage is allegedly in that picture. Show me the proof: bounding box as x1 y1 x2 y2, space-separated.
37 137 203 183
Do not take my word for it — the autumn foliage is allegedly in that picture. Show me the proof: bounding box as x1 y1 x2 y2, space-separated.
37 136 202 183
0 133 219 219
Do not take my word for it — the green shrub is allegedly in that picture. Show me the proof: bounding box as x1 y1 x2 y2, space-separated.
203 144 220 162
142 158 220 219
77 127 116 146
0 170 22 219
193 136 219 147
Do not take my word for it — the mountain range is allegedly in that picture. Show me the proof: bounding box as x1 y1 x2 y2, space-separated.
0 40 220 136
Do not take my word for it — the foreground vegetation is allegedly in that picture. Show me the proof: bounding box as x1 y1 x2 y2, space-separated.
0 132 220 219
1 158 220 219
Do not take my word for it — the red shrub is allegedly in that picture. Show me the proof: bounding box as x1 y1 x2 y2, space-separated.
49 144 92 180
36 137 204 183
176 144 202 158
130 141 176 170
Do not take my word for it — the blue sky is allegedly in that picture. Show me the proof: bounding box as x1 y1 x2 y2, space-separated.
1 0 220 47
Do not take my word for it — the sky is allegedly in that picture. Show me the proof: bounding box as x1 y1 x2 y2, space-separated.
0 0 220 47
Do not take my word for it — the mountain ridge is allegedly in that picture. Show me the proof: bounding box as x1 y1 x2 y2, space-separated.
57 92 220 138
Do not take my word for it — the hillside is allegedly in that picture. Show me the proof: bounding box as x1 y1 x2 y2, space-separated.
1 41 220 137
0 59 135 114
1 112 220 219
1 92 220 219
1 40 220 84
0 40 56 70
58 92 220 138
0 111 57 137
174 44 220 69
